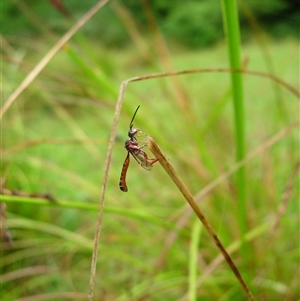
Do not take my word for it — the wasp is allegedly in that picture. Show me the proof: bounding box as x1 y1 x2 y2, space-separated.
119 106 158 192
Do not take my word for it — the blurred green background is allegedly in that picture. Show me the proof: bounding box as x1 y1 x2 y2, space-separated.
1 0 299 300
2 0 300 46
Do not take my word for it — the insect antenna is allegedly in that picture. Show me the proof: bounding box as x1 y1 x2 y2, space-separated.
129 105 140 130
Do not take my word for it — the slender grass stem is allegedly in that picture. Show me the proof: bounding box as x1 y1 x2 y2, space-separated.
147 136 255 301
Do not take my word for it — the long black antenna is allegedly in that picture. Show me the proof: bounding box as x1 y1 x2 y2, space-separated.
129 105 140 129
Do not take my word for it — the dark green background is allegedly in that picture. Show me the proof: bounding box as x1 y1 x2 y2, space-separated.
3 0 299 47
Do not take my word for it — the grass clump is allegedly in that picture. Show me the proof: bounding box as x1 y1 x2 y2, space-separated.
1 1 299 300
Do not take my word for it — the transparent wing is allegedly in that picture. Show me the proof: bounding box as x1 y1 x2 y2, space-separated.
129 150 153 171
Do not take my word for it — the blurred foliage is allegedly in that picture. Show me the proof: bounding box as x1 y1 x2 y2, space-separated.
163 2 223 47
2 0 299 47
2 0 299 297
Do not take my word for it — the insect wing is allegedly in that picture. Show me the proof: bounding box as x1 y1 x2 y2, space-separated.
119 152 130 192
129 150 153 171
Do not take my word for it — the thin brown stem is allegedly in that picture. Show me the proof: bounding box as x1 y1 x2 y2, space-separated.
148 136 255 301
88 80 128 300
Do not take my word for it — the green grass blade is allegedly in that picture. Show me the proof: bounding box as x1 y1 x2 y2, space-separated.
188 220 202 301
221 0 248 253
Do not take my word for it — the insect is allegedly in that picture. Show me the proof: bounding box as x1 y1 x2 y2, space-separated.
119 105 158 192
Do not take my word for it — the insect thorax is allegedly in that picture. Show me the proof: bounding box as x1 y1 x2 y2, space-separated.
125 139 138 150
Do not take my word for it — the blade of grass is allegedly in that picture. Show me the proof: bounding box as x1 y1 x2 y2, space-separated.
271 158 300 231
147 136 255 301
141 0 190 111
188 220 202 301
221 0 248 258
1 194 190 236
1 265 53 283
179 221 273 301
8 218 93 247
1 0 110 119
111 1 151 61
64 45 117 98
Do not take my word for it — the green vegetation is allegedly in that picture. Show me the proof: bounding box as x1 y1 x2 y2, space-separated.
2 0 299 47
222 0 248 262
1 1 299 300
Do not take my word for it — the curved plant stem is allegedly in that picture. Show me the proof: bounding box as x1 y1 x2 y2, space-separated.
89 66 297 301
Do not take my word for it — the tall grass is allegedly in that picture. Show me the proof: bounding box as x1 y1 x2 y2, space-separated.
1 1 299 300
221 0 248 262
